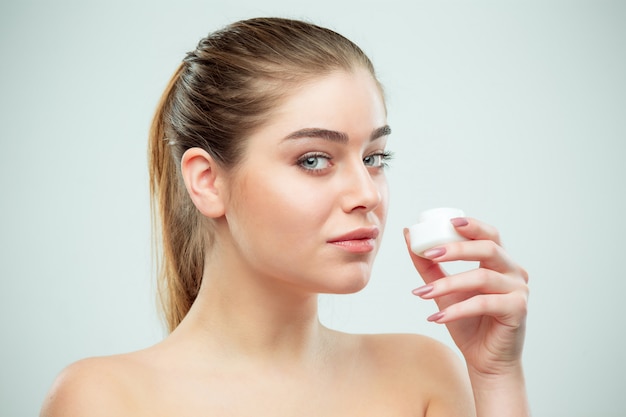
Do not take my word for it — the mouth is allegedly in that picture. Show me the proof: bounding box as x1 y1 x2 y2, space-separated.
327 227 380 253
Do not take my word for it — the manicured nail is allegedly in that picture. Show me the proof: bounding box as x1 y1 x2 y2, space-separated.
412 284 434 297
427 311 445 322
450 217 469 227
423 247 446 259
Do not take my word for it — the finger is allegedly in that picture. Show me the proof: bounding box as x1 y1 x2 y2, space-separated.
428 291 529 328
413 268 522 299
450 216 502 246
423 239 526 278
403 228 447 284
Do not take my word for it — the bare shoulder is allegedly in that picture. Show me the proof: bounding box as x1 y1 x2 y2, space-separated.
40 354 146 417
357 333 475 416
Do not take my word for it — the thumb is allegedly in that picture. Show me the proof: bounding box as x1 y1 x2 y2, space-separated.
403 228 447 284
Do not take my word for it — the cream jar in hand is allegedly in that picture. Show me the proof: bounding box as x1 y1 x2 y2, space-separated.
409 208 469 258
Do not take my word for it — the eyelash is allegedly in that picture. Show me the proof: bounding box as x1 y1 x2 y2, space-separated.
296 150 394 173
365 150 394 169
296 152 332 172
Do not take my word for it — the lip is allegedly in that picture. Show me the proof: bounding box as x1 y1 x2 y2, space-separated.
327 226 380 253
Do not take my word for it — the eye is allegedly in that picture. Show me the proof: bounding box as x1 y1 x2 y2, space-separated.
363 151 393 168
297 152 332 171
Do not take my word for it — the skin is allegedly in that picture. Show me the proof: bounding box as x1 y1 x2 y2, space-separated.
41 68 529 416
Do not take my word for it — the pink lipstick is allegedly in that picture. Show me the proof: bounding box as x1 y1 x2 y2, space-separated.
328 227 379 253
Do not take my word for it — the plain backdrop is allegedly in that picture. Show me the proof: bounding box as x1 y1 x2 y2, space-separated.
1 1 625 416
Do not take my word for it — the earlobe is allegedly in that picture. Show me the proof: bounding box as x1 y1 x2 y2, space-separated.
180 148 226 218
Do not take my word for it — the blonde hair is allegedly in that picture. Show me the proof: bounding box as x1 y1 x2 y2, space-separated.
148 17 379 332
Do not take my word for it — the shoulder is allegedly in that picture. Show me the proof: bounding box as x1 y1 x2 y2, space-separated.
40 355 144 417
357 333 475 415
358 333 464 373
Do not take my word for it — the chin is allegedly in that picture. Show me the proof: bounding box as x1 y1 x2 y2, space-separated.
323 272 371 295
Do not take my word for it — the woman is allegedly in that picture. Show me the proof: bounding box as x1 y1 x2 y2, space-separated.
41 17 529 416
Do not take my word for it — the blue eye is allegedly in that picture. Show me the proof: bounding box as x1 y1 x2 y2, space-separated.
364 151 393 168
298 153 331 171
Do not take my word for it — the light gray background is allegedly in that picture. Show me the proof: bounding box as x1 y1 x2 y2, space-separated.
1 1 625 416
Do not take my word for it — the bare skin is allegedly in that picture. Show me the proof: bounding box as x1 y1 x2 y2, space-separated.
42 329 474 416
41 69 528 416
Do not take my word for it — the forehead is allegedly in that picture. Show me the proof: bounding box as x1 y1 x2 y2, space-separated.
258 69 387 140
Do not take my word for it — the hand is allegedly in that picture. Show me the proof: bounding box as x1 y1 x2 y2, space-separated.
404 217 529 377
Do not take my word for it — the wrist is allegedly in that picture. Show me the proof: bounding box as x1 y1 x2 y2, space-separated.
468 360 525 386
468 362 530 417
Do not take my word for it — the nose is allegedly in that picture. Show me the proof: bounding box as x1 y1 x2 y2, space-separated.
340 161 383 213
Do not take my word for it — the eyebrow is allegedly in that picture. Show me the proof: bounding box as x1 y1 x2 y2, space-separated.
283 125 391 143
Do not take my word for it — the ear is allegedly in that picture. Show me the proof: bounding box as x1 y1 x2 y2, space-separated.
180 148 226 218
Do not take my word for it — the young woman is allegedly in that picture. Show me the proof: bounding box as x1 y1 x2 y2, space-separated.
41 17 529 416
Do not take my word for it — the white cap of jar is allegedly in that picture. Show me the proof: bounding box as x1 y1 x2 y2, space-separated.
409 208 469 257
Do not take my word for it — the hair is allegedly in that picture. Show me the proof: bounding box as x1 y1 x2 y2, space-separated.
148 17 380 332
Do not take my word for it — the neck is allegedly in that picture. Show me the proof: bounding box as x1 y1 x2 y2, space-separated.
170 243 329 365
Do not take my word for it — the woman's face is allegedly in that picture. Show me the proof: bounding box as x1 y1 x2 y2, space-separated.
222 68 390 295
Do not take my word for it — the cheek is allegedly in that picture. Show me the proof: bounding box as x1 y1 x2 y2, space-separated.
268 179 332 229
377 178 390 223
230 171 331 236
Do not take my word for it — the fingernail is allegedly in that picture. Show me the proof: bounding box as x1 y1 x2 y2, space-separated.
427 311 445 322
450 217 469 227
412 284 434 297
423 247 446 259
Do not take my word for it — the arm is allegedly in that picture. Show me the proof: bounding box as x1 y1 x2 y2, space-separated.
469 363 529 417
405 217 530 417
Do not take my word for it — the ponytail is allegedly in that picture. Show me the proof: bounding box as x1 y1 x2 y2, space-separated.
148 64 207 332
